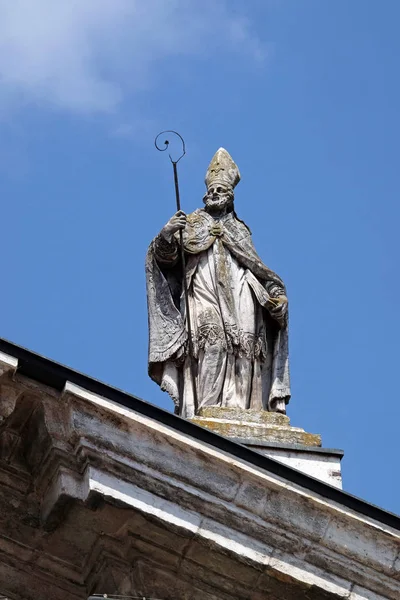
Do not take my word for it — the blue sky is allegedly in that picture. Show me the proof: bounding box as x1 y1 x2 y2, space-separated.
0 1 399 514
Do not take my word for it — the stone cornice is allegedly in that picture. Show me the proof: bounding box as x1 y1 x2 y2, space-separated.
0 337 398 531
0 342 398 599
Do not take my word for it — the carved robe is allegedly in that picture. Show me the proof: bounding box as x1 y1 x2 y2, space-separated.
146 208 290 418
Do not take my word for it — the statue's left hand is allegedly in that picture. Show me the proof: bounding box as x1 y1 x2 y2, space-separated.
269 295 288 323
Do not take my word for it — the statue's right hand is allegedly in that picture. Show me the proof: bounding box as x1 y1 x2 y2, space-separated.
161 210 187 242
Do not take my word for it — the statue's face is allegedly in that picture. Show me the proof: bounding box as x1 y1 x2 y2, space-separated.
203 185 233 210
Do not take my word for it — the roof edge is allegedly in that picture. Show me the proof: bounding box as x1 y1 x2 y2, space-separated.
0 336 399 531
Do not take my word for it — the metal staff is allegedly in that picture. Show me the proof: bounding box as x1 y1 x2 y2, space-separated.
154 131 198 414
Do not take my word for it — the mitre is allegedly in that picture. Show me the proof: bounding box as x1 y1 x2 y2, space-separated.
205 148 241 191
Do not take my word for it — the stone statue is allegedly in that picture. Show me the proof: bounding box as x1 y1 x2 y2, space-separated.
146 148 290 418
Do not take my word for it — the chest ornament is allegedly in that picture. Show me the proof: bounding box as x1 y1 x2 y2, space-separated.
209 223 224 237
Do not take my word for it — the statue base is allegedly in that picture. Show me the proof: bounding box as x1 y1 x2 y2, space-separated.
190 407 321 446
189 407 343 488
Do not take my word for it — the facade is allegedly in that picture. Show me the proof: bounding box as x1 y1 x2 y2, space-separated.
0 337 399 599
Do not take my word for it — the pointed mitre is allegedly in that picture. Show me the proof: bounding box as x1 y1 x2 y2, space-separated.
205 148 241 191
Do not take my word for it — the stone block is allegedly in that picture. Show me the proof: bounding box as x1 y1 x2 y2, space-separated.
243 441 343 488
189 407 346 487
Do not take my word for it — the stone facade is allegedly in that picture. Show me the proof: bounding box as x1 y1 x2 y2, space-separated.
0 341 399 600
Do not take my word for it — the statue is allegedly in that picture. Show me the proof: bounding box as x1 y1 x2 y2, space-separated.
146 148 290 418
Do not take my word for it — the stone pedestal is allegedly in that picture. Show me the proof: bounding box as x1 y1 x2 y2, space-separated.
190 407 343 488
191 407 321 446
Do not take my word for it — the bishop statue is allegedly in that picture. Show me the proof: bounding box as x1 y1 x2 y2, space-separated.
146 148 290 418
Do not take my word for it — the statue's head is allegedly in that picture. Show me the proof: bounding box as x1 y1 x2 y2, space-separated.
203 184 234 211
203 148 240 212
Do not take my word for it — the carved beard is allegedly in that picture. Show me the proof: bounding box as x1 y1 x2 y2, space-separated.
203 192 233 212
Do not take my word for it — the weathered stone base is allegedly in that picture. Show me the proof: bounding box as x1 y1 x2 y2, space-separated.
190 407 322 446
190 407 344 488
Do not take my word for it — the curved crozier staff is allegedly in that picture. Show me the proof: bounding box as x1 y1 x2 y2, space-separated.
154 131 198 414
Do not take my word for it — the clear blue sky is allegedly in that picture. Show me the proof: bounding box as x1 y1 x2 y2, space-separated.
1 1 399 514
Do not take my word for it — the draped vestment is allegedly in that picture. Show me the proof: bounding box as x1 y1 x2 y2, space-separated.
146 208 290 418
